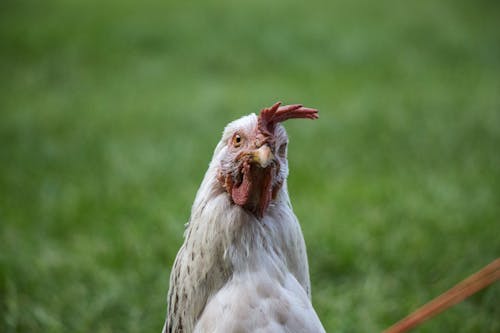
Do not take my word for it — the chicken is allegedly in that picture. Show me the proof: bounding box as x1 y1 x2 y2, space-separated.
162 102 325 333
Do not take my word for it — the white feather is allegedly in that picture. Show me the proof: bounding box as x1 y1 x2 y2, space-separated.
163 114 325 333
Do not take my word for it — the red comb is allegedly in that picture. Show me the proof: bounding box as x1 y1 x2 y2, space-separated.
258 101 319 135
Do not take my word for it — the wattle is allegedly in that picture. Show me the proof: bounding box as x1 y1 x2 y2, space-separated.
231 165 274 218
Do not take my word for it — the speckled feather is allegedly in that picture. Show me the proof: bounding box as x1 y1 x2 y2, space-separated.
162 111 324 333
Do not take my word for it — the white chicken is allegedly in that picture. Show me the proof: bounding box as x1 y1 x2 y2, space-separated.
162 102 325 333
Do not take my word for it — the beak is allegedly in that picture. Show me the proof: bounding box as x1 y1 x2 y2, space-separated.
250 144 274 168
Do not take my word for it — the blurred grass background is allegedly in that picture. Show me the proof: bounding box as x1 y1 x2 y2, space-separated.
1 0 499 332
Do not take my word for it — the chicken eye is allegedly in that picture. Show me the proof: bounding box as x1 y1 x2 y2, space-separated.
278 143 287 157
232 134 243 147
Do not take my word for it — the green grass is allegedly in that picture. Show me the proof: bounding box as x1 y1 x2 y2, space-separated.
1 0 499 332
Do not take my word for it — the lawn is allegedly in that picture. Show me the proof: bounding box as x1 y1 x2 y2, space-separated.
1 0 499 332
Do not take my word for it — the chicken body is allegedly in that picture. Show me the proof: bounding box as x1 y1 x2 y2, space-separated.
163 104 325 333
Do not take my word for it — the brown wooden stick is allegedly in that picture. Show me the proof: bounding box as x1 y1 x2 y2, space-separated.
384 258 500 333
